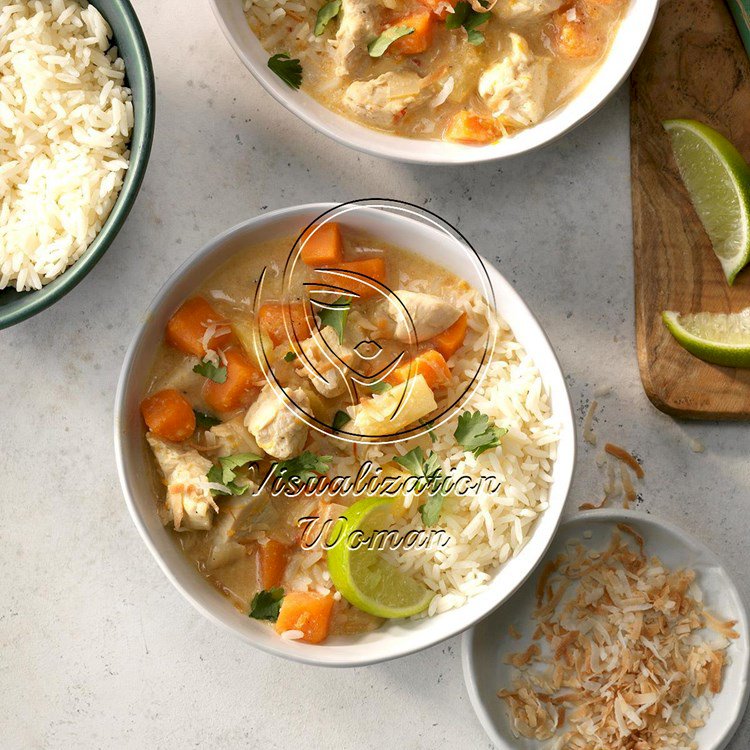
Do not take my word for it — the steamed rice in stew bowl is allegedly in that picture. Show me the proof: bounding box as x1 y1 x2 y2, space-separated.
245 0 630 144
132 213 567 649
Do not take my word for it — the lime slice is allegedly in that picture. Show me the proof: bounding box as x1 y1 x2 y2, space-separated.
663 119 750 284
326 497 433 618
662 309 750 367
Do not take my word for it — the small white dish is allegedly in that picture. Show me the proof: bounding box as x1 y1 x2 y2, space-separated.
462 509 750 749
209 0 658 165
114 201 575 667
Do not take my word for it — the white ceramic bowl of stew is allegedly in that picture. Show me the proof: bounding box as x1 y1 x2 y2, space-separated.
114 202 576 666
209 0 658 165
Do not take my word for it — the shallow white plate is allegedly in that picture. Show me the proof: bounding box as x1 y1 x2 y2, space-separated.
115 201 575 667
462 509 750 749
209 0 659 165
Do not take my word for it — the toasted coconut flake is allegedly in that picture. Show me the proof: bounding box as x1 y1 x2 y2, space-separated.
605 443 645 479
498 531 737 748
583 400 598 446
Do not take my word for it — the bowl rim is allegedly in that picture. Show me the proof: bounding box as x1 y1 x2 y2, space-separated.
207 0 659 165
114 202 576 667
0 0 156 330
461 508 750 749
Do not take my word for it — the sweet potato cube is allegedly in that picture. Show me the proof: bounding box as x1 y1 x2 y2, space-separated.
275 592 334 644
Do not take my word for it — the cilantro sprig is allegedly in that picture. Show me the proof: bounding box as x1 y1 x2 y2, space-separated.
369 381 392 394
193 357 227 383
207 452 262 496
454 410 507 458
445 1 490 45
393 447 445 526
194 410 221 429
274 451 332 486
368 26 414 57
284 351 298 362
268 53 302 89
318 296 351 344
332 410 351 431
249 588 284 621
314 0 341 36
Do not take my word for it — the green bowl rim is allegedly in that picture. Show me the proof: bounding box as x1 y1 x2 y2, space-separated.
0 0 156 331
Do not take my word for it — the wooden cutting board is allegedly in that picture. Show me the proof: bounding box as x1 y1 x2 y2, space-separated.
631 0 750 418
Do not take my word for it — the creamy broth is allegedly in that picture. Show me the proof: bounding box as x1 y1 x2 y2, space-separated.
246 0 629 143
142 227 477 639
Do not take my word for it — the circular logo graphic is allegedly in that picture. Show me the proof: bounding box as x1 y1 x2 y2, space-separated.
251 200 497 444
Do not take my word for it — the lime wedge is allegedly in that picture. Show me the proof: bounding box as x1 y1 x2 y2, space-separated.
662 309 750 367
663 119 750 284
326 497 434 618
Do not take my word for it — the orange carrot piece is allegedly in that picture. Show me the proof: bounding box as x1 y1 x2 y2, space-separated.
444 110 500 145
258 302 313 347
274 592 334 644
140 388 196 442
315 257 386 300
300 223 345 267
390 12 435 55
385 349 451 390
430 312 467 360
165 297 234 357
259 539 290 589
203 348 262 413
417 0 456 19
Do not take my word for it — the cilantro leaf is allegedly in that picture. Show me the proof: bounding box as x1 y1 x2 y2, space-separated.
193 358 227 383
284 351 297 362
267 53 302 90
445 1 470 28
368 26 414 57
194 410 221 429
454 410 508 457
314 0 341 36
393 447 446 525
249 587 284 621
466 29 484 45
274 451 332 486
207 452 262 496
332 410 351 430
464 9 491 29
318 296 351 344
420 419 437 443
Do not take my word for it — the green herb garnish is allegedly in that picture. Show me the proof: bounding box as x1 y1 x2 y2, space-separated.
420 418 437 444
369 381 392 394
207 452 262 495
332 410 351 430
194 410 221 429
249 587 284 621
318 296 351 344
268 53 303 89
274 451 332 486
193 358 227 383
284 351 298 362
445 1 489 45
368 26 414 57
392 447 445 526
314 0 341 35
454 410 508 457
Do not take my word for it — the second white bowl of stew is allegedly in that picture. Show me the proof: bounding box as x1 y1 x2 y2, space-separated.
210 0 658 163
115 202 575 666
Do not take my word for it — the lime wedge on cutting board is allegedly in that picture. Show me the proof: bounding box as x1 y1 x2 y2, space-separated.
663 119 750 284
326 497 434 618
662 309 750 367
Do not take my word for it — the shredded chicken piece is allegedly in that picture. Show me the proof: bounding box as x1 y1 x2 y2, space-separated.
499 531 739 748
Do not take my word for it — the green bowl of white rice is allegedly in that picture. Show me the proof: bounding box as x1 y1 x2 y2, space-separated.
0 0 155 329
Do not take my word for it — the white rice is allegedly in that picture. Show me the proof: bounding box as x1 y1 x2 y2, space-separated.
0 0 133 291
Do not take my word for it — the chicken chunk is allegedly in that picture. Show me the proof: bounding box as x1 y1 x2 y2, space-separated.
204 495 263 570
335 0 381 77
244 384 310 460
156 356 208 411
343 71 434 130
478 33 549 126
206 415 263 458
492 0 563 21
146 433 217 531
296 325 356 398
385 290 462 343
